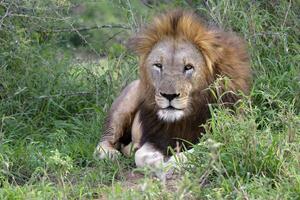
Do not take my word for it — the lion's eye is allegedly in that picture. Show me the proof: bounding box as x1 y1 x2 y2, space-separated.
153 63 163 70
184 64 194 72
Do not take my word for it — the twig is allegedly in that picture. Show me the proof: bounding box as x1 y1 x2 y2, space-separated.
49 24 130 33
8 13 70 21
103 30 125 46
56 9 105 58
69 22 100 57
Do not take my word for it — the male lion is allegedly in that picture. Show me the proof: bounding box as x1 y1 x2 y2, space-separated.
94 10 251 170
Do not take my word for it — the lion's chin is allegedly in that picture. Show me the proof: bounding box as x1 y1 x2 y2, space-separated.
157 109 184 122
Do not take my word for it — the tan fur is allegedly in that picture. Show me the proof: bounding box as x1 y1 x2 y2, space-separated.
95 10 252 162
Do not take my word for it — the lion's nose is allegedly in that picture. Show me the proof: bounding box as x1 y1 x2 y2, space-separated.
160 93 180 101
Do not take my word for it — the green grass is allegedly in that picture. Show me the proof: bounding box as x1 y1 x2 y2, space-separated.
0 0 299 199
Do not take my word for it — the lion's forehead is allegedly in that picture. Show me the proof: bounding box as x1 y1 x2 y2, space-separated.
147 39 204 66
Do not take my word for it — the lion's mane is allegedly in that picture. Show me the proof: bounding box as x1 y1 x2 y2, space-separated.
128 10 252 155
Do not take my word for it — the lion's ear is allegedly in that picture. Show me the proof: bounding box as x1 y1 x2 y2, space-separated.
126 35 142 55
127 31 157 56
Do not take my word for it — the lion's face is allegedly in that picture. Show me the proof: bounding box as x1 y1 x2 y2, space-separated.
144 38 207 122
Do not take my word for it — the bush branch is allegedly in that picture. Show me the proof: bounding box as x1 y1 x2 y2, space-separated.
49 24 130 33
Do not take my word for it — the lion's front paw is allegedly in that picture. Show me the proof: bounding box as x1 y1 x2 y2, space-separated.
135 143 165 168
94 141 121 160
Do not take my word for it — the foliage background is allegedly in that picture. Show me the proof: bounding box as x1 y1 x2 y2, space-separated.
0 0 299 199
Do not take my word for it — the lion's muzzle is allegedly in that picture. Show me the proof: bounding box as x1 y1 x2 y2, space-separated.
155 92 188 122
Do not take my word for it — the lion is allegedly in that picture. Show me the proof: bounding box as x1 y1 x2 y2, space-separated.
94 10 252 171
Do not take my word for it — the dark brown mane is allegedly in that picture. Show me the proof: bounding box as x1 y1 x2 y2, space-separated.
139 98 210 155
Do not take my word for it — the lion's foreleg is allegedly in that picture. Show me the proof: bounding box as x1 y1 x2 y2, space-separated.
94 80 142 160
120 110 142 157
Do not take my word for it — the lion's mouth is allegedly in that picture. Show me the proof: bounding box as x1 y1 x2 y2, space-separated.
163 105 182 110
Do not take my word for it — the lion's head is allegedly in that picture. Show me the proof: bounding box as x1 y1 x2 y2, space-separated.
144 38 207 122
129 10 251 122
